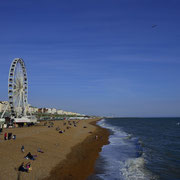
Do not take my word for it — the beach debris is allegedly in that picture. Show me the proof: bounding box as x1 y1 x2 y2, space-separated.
56 126 60 131
83 126 87 128
50 122 54 127
37 148 44 153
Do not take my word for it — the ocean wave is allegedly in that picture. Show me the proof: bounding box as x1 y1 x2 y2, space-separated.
95 119 156 180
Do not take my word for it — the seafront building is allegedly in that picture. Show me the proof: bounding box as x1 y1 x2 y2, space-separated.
51 108 57 114
0 100 84 117
57 109 64 115
28 106 39 114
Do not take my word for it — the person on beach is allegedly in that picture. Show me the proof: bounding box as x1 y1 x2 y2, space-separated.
12 135 16 140
4 132 7 140
21 145 25 153
25 152 36 160
8 133 12 140
26 162 32 172
18 162 32 172
37 148 44 153
18 162 28 172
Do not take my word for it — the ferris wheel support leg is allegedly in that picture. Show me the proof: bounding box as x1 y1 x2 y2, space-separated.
1 104 9 118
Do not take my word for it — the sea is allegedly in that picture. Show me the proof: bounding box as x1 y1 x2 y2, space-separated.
88 118 180 180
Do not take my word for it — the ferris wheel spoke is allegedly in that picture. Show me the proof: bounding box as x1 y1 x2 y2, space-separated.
13 92 19 103
18 93 22 109
13 82 18 88
13 92 18 98
13 88 21 95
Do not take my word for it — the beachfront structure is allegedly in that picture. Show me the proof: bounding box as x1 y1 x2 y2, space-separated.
0 101 9 113
46 108 52 114
27 106 39 114
51 108 57 114
0 118 5 128
8 58 28 117
1 58 37 125
38 108 48 114
0 100 84 117
62 111 80 116
57 109 64 115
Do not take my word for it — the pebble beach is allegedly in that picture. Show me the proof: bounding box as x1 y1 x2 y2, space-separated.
0 118 109 180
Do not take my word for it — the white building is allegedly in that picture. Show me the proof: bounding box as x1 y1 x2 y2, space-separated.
27 106 39 114
46 108 52 114
51 108 57 114
63 111 76 116
57 109 64 115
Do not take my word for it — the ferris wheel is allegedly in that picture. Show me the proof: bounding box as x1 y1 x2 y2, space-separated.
8 58 28 118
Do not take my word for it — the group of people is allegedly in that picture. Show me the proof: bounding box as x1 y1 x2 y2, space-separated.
57 120 80 134
18 145 44 173
44 121 54 128
4 132 16 140
18 120 79 173
18 162 32 173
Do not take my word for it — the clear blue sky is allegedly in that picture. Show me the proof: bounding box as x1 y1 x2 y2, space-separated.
0 0 180 117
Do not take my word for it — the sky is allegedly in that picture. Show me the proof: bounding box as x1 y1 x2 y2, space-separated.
0 0 180 117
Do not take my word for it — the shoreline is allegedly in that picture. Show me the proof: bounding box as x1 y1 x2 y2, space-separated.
43 119 110 180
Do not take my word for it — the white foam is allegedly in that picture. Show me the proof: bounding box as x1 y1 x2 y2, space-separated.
121 157 152 180
96 119 156 180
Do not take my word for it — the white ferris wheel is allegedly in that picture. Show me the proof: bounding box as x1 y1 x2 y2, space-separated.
8 58 28 118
